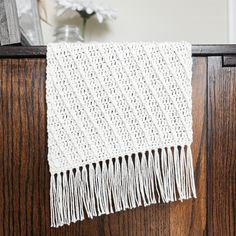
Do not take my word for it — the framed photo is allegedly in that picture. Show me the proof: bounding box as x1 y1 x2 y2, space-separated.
0 0 21 45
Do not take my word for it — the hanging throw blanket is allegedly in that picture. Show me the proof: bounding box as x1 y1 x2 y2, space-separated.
46 41 196 227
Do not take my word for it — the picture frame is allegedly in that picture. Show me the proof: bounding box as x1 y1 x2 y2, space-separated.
0 0 21 45
15 0 44 45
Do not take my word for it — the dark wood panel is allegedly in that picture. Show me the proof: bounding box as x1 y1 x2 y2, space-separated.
0 59 49 236
0 58 170 236
170 58 207 236
208 57 236 236
223 56 236 67
0 57 208 235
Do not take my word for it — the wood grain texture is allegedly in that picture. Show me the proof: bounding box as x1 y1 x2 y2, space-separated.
0 57 207 236
208 57 236 236
170 58 207 236
0 53 235 235
0 59 49 236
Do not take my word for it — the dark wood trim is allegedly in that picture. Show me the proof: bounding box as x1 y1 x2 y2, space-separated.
192 44 236 56
222 55 236 67
0 46 46 58
1 45 236 58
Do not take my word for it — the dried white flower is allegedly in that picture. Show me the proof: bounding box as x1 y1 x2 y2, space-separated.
56 0 117 22
95 6 117 23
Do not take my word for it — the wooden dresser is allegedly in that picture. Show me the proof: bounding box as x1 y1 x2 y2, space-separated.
0 46 235 236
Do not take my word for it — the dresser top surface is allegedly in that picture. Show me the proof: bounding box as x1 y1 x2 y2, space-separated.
0 45 236 58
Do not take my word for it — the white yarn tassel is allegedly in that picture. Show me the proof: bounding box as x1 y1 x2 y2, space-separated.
75 169 84 221
121 157 129 210
127 156 136 208
160 148 169 202
106 160 114 213
94 163 105 216
113 158 122 211
186 146 197 198
50 145 196 227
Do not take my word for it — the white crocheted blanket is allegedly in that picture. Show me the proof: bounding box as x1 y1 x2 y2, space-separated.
46 41 196 227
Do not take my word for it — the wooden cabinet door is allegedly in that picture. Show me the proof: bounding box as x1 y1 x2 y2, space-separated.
0 56 234 235
207 57 236 236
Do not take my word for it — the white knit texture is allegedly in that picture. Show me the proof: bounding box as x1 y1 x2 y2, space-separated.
46 41 196 227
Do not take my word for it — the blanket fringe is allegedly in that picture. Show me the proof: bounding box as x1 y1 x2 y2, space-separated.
50 145 196 227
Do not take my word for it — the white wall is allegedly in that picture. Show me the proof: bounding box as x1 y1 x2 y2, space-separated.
228 0 236 43
41 0 228 44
